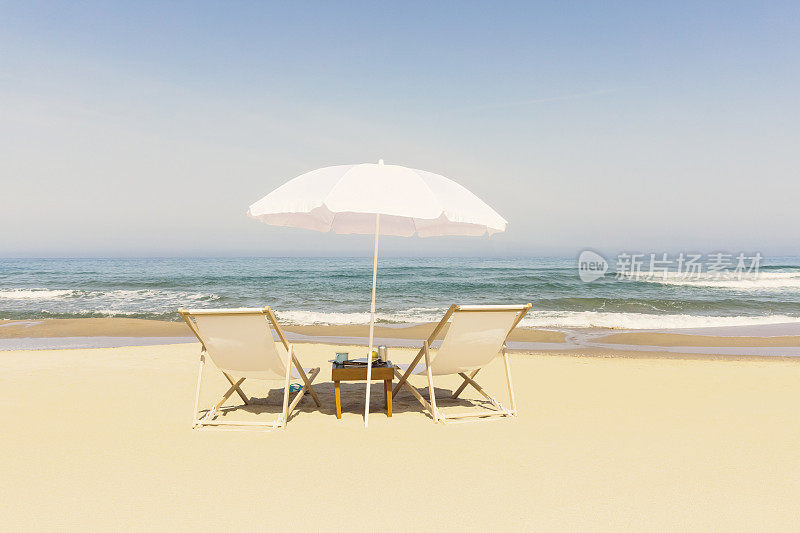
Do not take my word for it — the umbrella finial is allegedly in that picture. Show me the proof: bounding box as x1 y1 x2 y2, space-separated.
378 158 384 165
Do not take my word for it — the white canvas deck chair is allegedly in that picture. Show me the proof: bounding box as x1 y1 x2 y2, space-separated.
179 307 321 430
392 304 531 424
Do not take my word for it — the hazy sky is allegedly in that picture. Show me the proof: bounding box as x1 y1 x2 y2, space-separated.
1 1 798 257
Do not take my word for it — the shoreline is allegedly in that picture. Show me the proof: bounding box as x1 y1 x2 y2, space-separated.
2 317 800 357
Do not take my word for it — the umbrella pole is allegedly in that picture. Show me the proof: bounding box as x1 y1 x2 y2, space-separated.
364 213 380 428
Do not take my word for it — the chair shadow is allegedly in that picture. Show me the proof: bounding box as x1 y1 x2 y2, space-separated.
202 380 499 423
393 384 502 417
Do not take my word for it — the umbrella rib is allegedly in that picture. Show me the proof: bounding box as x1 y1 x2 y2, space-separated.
320 165 356 233
320 165 356 213
327 209 337 233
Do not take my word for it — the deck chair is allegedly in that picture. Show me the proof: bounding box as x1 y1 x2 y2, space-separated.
178 307 321 430
392 304 531 424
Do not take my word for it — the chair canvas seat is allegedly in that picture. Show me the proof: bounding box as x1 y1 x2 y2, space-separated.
289 367 316 379
394 361 427 375
191 312 290 380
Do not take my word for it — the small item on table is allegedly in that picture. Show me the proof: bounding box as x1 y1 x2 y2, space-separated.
334 352 349 364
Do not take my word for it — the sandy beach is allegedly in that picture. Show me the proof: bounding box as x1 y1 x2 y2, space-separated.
2 334 799 530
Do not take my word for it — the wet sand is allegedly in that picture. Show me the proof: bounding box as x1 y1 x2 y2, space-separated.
594 331 800 347
3 318 800 356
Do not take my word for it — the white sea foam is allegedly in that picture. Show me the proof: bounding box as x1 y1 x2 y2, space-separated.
275 308 448 326
276 310 370 325
519 311 800 330
636 271 800 290
276 308 800 330
0 287 221 318
84 289 221 302
0 289 77 300
0 288 219 301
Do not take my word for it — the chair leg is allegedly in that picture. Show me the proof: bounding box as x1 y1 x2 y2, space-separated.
213 377 246 411
393 368 436 418
423 341 441 423
291 355 322 407
192 354 206 428
222 371 249 405
287 367 320 414
280 345 293 429
392 348 426 397
502 348 517 415
457 372 505 412
452 368 480 399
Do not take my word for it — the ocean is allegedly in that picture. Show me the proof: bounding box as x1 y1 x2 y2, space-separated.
1 256 800 329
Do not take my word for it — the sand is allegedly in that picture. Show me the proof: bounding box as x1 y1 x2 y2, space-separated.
595 331 800 347
1 341 799 530
0 317 190 338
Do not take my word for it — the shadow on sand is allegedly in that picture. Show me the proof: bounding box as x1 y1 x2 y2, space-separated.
201 380 498 423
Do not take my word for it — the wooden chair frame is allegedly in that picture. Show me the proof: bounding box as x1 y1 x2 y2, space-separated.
179 307 321 431
392 304 531 424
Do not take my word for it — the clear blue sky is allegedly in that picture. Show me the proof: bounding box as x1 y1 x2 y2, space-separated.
1 1 798 257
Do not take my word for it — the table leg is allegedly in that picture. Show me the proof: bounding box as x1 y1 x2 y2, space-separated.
384 379 392 417
334 380 342 419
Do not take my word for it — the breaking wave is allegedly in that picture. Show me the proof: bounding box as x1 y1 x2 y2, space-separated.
275 308 800 330
636 271 800 291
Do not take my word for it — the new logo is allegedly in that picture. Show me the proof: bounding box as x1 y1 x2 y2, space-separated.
578 250 608 282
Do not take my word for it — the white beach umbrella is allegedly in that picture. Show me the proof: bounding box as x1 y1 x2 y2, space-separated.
247 160 507 426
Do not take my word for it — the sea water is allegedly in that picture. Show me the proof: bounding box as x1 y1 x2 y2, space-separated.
1 256 800 329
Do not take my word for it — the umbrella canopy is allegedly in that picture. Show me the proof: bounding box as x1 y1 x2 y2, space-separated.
247 161 507 236
248 160 506 427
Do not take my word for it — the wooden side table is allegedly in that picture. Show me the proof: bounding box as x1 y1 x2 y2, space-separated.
331 361 394 419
